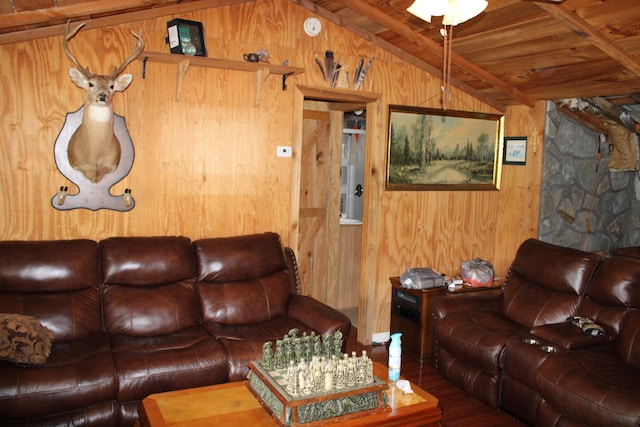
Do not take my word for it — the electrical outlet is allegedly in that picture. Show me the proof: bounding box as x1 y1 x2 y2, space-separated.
372 332 390 344
277 146 292 157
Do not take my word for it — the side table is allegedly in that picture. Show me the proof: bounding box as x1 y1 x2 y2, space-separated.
389 276 502 363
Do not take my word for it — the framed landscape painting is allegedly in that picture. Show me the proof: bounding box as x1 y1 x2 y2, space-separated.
385 105 505 191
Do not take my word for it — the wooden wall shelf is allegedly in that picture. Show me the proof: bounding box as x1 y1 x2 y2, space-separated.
140 51 304 105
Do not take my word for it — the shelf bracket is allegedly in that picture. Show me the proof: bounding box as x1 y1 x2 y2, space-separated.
142 56 149 78
175 59 191 101
282 72 294 91
253 68 271 107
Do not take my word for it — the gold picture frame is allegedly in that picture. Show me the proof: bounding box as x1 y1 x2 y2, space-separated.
385 105 504 191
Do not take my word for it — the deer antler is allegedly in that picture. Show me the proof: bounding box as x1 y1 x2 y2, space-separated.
111 29 145 78
63 21 90 76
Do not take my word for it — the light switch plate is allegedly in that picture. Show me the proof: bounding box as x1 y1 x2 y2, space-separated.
277 146 292 157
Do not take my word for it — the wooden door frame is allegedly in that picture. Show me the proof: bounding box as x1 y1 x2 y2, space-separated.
290 84 381 343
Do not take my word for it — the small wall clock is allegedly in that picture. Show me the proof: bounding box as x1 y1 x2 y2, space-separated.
304 18 322 37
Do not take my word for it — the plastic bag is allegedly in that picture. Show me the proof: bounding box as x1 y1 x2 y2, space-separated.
460 258 494 288
400 268 444 289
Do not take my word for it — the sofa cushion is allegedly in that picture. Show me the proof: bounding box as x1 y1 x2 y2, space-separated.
0 313 53 366
101 236 196 286
578 256 640 335
0 333 117 421
616 310 640 370
502 239 600 328
0 240 102 342
101 236 199 336
435 310 528 375
195 233 292 325
206 316 310 342
110 326 228 402
535 348 640 427
0 239 98 292
213 316 312 381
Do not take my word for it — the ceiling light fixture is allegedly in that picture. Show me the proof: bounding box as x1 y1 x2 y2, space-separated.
407 0 487 109
407 0 488 26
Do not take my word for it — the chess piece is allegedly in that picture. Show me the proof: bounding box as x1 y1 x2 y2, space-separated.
366 358 374 383
275 339 285 369
262 342 273 370
298 358 308 391
346 358 356 387
323 333 333 358
294 338 304 364
333 331 343 357
335 362 345 389
286 360 299 395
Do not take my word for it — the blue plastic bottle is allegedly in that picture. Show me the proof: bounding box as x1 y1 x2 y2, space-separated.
388 332 402 381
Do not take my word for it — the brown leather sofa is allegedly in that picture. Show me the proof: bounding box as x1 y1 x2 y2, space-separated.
432 238 640 427
0 232 351 426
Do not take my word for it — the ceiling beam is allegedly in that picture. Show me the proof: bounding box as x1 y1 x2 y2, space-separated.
290 0 507 111
555 102 609 134
331 0 536 107
0 0 253 45
583 97 640 134
535 2 640 78
0 0 184 30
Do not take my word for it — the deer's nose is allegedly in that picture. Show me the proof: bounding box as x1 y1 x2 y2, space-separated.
98 93 108 102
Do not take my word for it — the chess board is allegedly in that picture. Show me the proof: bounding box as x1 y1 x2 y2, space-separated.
246 361 390 427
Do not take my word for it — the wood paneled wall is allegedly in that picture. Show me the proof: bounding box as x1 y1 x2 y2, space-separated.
0 0 544 343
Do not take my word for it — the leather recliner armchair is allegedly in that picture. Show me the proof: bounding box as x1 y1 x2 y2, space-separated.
431 238 640 426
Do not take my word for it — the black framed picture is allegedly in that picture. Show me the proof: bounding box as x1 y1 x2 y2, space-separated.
167 19 207 57
503 136 527 165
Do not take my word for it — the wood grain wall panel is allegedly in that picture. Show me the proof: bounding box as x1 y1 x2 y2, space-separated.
337 224 362 309
0 0 544 343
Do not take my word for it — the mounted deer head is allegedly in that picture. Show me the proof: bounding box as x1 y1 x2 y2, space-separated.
63 22 144 183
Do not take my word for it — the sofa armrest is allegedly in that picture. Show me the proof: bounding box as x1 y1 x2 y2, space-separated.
531 323 613 350
287 295 351 338
431 291 503 320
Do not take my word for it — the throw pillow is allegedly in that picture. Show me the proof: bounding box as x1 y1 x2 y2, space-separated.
0 313 54 366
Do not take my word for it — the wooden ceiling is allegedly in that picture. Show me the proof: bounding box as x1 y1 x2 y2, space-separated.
1 0 639 132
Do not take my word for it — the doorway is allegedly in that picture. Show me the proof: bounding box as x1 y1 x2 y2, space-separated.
298 101 364 325
289 85 379 332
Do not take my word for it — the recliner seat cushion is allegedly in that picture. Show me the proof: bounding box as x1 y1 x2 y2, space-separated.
435 310 527 374
0 333 117 421
110 326 228 402
535 348 640 427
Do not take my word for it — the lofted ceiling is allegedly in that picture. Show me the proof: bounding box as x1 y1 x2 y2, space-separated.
1 0 639 133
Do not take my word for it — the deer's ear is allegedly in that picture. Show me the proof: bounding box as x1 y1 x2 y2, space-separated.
68 68 87 89
114 74 133 92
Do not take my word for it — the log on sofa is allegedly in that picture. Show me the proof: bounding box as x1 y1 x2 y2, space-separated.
0 232 351 426
431 238 640 427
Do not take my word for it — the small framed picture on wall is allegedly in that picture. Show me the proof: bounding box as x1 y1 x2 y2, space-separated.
503 136 527 165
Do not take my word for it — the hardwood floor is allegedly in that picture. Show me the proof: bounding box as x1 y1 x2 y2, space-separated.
346 328 528 427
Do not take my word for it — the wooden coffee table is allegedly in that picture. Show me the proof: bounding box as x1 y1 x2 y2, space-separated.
140 362 441 426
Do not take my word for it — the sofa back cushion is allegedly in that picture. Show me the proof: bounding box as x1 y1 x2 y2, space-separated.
0 240 101 342
616 310 640 369
194 232 291 325
578 256 640 335
503 239 601 328
101 236 198 336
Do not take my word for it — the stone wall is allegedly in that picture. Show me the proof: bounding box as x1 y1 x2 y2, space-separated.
539 102 640 253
